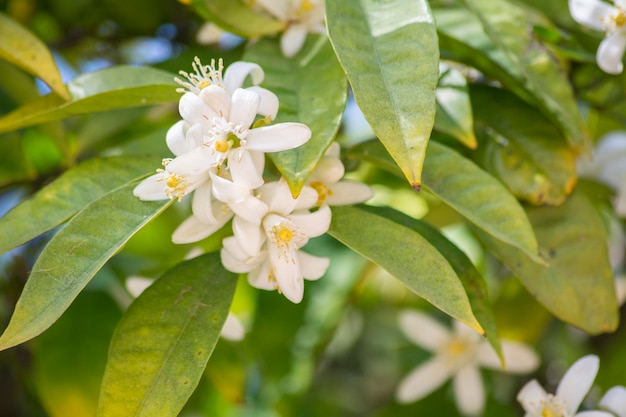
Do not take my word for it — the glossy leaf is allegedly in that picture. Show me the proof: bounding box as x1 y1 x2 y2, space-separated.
326 0 439 188
190 0 285 38
0 184 172 350
329 205 483 334
360 205 502 360
348 140 541 262
0 156 158 255
435 64 477 149
462 0 588 150
472 85 577 206
0 12 70 100
97 253 237 417
475 191 619 334
0 66 179 134
243 36 348 195
33 292 121 417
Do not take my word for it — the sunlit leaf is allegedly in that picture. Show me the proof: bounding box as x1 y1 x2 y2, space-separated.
435 63 477 149
33 291 121 417
97 253 237 417
0 156 159 255
329 205 483 333
243 36 348 195
326 0 438 188
472 85 577 206
475 191 619 334
190 0 285 38
0 12 70 100
0 184 172 350
462 0 588 150
348 140 541 262
0 66 179 134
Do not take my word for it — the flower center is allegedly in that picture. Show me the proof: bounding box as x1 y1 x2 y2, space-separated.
278 228 293 242
175 57 225 94
300 0 314 12
309 181 333 205
603 8 626 32
527 394 567 417
206 118 249 163
267 217 307 262
159 170 189 201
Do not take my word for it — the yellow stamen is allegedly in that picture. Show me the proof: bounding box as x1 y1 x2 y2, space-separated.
166 175 182 189
446 339 468 357
300 0 314 12
309 181 333 205
197 80 211 90
214 140 230 153
278 228 293 243
541 408 555 417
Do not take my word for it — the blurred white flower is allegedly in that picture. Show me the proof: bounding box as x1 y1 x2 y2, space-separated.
255 0 326 57
569 0 626 73
599 386 626 417
307 142 374 206
517 354 612 417
396 309 539 416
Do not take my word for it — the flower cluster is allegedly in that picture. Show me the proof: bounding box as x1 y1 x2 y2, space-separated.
134 57 372 303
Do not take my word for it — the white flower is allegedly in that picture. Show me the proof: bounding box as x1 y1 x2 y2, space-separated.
220 179 331 303
254 0 326 57
569 0 626 73
396 310 539 416
599 386 626 417
307 142 374 206
517 354 613 417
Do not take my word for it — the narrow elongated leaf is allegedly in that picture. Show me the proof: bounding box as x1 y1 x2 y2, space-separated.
326 0 439 188
360 205 502 359
475 191 619 334
0 156 158 255
190 0 285 38
435 64 477 149
243 36 348 195
0 184 172 350
348 140 541 262
0 66 179 134
472 85 577 206
462 0 588 150
97 253 237 417
329 205 483 333
0 12 70 100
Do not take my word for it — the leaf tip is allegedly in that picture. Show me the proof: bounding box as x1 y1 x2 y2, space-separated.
411 183 422 192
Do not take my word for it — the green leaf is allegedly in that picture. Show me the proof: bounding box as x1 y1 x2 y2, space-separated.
0 184 172 350
243 36 348 195
97 253 237 417
348 140 541 262
190 0 285 38
472 85 577 206
0 156 159 255
361 205 502 360
462 0 588 150
435 63 477 149
0 66 179 134
0 132 38 188
0 12 70 100
329 205 483 333
475 191 619 334
33 291 122 417
326 0 439 188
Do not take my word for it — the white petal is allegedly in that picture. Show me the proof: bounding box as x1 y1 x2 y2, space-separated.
269 244 304 303
616 276 626 306
221 245 257 273
133 174 166 200
517 380 548 412
199 84 230 118
397 310 451 351
185 123 204 151
309 157 345 183
211 171 251 203
220 313 245 341
453 365 485 416
191 182 216 224
325 181 374 206
325 142 341 158
246 122 312 152
269 178 300 214
222 236 249 262
166 120 188 156
247 86 279 120
255 0 290 21
599 386 626 417
125 276 154 298
228 150 265 190
576 412 617 417
298 251 330 280
290 205 332 238
196 22 224 45
617 0 626 9
395 356 453 403
233 216 265 258
477 340 539 374
556 355 600 415
229 195 269 225
178 92 215 127
172 214 229 244
294 186 320 210
597 33 626 74
281 23 309 58
569 0 614 31
230 88 260 127
166 147 214 177
223 61 265 95
247 259 274 291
